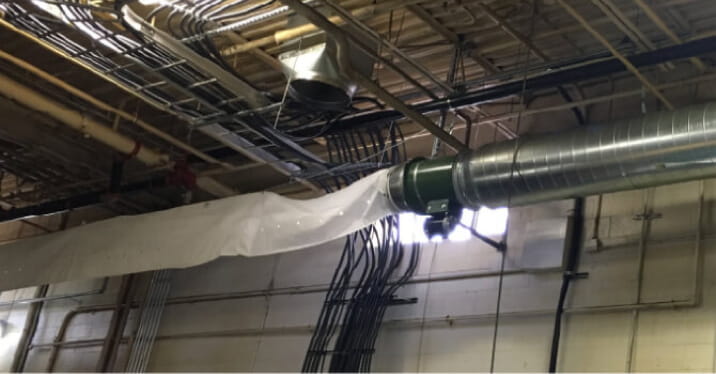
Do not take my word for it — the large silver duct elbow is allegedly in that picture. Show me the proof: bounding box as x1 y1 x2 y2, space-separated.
389 103 716 213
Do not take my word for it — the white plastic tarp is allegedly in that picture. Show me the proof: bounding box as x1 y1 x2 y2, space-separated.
0 169 396 291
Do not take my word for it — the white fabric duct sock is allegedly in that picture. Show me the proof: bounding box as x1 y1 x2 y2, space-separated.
0 169 396 291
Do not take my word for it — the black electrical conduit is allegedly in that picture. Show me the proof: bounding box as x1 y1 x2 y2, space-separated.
548 197 584 372
548 98 588 370
295 35 716 134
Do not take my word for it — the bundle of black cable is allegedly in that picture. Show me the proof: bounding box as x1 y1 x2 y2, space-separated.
302 124 420 372
302 218 420 372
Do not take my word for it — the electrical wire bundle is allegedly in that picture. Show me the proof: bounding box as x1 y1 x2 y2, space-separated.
307 118 404 190
303 218 420 372
303 123 420 372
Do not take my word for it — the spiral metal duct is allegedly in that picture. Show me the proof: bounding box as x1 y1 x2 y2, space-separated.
390 103 716 212
457 102 716 207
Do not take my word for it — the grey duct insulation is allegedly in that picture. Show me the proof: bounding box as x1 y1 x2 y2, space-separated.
1 103 716 289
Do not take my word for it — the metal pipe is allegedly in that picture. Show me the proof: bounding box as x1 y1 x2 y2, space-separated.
0 72 169 167
0 277 109 307
624 188 654 372
11 284 48 372
388 103 716 212
45 309 92 371
279 0 469 153
95 275 134 372
33 296 703 351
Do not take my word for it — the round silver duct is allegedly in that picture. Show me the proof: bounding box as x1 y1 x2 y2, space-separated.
453 102 716 208
386 103 716 214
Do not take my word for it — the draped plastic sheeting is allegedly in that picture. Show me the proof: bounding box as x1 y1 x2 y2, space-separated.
0 170 396 291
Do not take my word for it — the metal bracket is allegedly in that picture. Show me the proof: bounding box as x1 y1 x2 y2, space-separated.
423 201 462 239
388 296 418 306
566 271 589 280
633 212 662 221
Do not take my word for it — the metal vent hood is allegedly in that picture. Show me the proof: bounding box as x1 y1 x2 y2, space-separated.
278 14 373 111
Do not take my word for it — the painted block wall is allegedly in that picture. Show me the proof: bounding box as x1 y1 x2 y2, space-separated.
0 177 715 372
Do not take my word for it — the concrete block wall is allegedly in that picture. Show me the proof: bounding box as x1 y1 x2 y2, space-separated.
0 177 715 371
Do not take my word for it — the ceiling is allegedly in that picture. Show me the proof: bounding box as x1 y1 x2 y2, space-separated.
0 0 714 217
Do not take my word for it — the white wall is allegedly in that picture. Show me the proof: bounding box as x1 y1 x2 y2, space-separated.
1 177 716 372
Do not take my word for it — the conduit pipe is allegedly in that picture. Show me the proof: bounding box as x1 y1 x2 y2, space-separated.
0 72 169 166
388 102 716 212
280 0 469 153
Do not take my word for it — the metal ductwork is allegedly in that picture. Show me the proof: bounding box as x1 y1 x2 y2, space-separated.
388 102 716 215
278 15 373 112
